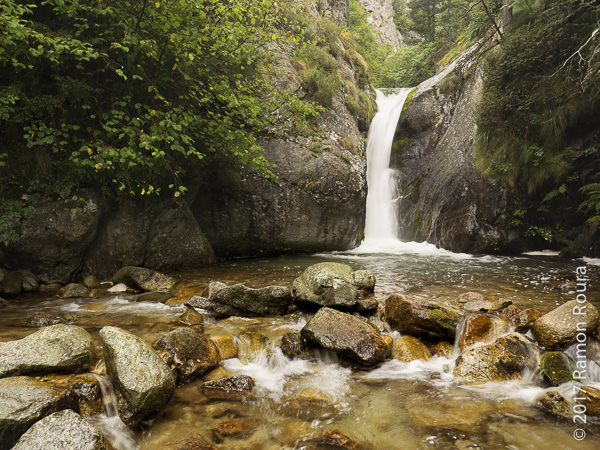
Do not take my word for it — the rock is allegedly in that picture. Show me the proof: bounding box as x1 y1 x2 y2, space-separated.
129 291 172 303
0 325 94 378
392 336 432 362
384 294 462 340
211 418 258 441
153 328 220 382
280 332 310 359
99 326 176 426
0 298 8 309
83 275 101 289
112 266 177 293
533 300 600 349
582 385 600 417
0 376 78 449
160 435 217 450
0 269 23 297
301 307 390 365
458 314 508 352
210 284 292 316
237 332 270 364
406 394 496 433
292 262 362 308
202 281 228 298
318 429 358 449
356 299 378 315
281 388 337 419
185 296 246 317
353 270 376 292
455 292 512 312
358 0 404 47
431 341 454 358
67 374 104 417
500 305 541 333
178 307 204 327
24 311 74 326
19 272 38 292
535 391 573 420
58 282 89 298
210 335 238 360
539 352 576 386
2 193 103 282
107 283 129 293
12 409 112 450
203 375 256 392
453 333 539 384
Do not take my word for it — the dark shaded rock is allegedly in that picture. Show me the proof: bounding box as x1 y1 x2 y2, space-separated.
535 391 573 420
280 332 310 359
582 385 600 417
67 374 104 417
0 298 8 309
0 376 78 449
18 271 39 292
178 307 204 327
293 263 360 308
455 292 512 312
301 307 390 365
0 269 22 297
3 193 103 282
539 352 576 386
24 311 74 327
533 300 600 349
210 335 237 360
153 328 220 382
99 326 176 426
453 333 539 384
58 282 89 298
500 305 541 333
0 325 94 378
12 409 112 450
185 296 246 316
83 275 101 289
210 283 292 316
113 266 177 293
384 294 462 340
356 298 378 314
392 335 432 362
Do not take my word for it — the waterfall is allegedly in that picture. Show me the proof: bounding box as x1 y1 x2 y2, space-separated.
362 88 411 247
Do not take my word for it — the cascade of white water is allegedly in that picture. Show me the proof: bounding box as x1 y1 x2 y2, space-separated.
362 88 411 246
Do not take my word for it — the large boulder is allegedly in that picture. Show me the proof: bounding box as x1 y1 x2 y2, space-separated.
384 294 463 340
209 284 293 316
12 409 112 450
532 300 600 349
301 307 390 365
0 376 78 449
99 326 176 426
0 325 94 378
453 333 539 384
112 266 178 293
153 328 220 382
293 262 374 308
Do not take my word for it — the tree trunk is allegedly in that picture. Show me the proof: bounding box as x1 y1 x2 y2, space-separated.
502 0 513 32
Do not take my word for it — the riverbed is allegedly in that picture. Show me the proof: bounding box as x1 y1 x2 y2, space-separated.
1 244 600 449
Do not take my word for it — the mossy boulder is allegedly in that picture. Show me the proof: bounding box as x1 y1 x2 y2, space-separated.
453 333 539 384
392 335 432 362
539 352 575 386
384 294 463 340
532 300 600 349
99 326 176 426
353 270 376 292
0 325 94 378
301 307 390 365
292 262 361 308
210 284 292 316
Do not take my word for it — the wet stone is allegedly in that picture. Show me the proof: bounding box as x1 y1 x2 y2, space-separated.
392 335 432 362
431 341 454 358
112 266 178 293
24 311 74 327
500 305 541 333
355 298 378 314
318 429 358 449
185 296 246 317
210 335 237 360
237 331 270 364
582 385 600 417
458 314 507 352
178 307 204 327
281 388 337 420
83 275 101 289
535 390 573 420
203 375 256 392
539 351 575 386
210 418 258 442
280 332 310 359
533 300 600 349
58 283 89 298
455 292 512 312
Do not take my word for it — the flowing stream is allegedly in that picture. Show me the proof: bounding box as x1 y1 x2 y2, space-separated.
2 90 600 448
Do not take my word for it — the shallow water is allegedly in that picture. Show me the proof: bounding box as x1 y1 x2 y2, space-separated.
1 246 600 449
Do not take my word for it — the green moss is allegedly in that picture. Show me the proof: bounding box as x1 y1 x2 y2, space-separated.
400 87 417 122
426 308 461 332
540 351 575 386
